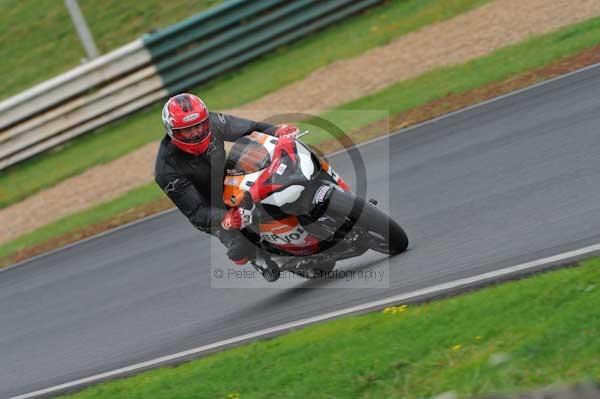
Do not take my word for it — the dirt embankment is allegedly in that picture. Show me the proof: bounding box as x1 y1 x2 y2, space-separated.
2 0 600 246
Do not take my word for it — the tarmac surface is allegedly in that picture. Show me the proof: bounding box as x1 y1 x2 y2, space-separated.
2 65 600 398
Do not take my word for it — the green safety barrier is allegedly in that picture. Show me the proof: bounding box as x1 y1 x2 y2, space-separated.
143 0 382 95
0 0 382 169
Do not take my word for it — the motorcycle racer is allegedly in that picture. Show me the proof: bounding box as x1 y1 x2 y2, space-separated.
154 93 299 265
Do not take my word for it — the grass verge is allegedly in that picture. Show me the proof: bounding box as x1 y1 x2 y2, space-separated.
2 16 600 268
0 0 223 101
301 15 600 144
56 258 600 398
0 183 167 265
0 0 491 209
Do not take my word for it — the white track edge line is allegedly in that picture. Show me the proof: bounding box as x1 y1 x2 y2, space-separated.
11 242 600 399
4 61 600 272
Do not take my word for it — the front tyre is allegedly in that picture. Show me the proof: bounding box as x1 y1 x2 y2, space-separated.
326 189 408 256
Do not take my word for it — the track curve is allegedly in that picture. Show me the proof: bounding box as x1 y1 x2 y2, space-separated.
2 65 600 398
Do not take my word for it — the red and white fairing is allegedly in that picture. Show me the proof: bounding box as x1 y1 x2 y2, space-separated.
223 132 348 255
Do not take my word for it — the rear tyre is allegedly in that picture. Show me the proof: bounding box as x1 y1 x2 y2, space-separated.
326 189 408 256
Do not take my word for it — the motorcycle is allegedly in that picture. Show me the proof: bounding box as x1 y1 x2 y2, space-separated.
223 131 408 282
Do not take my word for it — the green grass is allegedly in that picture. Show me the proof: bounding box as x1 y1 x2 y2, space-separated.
0 182 164 261
0 0 222 101
58 259 600 398
0 0 491 209
3 15 600 266
0 182 163 262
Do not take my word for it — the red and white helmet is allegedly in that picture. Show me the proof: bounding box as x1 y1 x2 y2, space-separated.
162 93 211 155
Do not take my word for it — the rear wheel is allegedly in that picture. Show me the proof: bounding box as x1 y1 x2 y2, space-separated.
326 189 408 256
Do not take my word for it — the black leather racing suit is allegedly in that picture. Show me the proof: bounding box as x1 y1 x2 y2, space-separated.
154 112 277 262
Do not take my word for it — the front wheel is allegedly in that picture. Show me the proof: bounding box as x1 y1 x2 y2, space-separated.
326 189 408 256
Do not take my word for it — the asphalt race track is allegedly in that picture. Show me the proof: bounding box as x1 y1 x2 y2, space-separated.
3 65 600 398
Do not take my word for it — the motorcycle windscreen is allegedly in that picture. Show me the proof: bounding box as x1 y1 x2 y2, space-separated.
225 136 271 175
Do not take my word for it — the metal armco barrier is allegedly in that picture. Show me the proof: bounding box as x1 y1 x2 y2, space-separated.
0 0 381 170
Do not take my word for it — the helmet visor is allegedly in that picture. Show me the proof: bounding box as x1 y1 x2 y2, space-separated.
172 118 211 143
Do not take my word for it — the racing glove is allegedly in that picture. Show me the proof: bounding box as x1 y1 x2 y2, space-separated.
274 124 300 139
221 207 253 230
